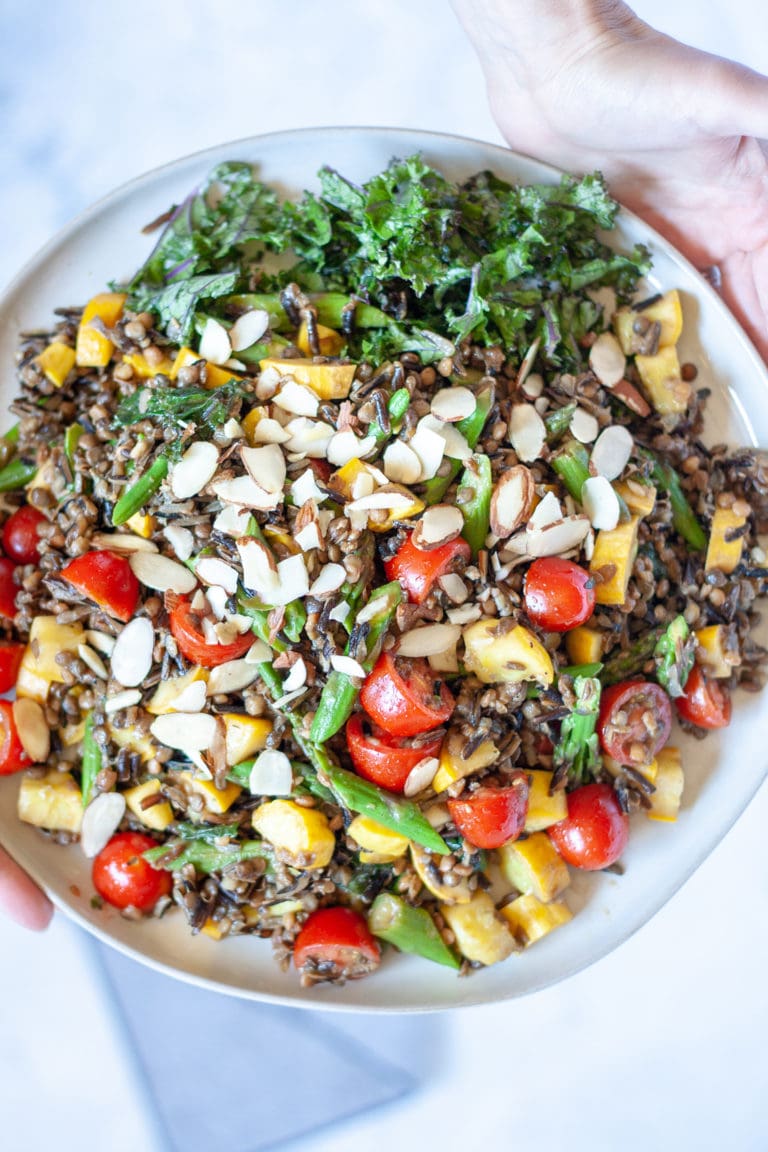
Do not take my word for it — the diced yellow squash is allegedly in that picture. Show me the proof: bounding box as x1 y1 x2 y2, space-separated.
498 832 571 902
221 714 272 767
125 511 156 539
15 660 50 704
359 850 401 864
252 799 335 869
201 917 225 941
635 345 691 417
462 619 554 686
35 341 76 387
75 292 127 367
366 486 425 532
647 746 684 822
602 753 658 785
180 771 242 815
613 479 657 518
329 457 374 500
500 893 572 947
565 625 604 667
146 666 209 715
107 722 156 763
23 616 84 684
641 290 684 348
240 407 269 445
347 815 409 859
259 357 356 400
410 843 472 904
695 624 739 679
440 891 516 966
296 321 346 357
124 779 174 831
524 772 568 833
18 770 83 834
262 526 301 556
590 516 640 607
705 504 748 574
121 351 174 379
432 733 499 794
170 346 243 390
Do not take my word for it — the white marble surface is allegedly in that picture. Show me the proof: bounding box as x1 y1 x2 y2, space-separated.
1 2 766 1150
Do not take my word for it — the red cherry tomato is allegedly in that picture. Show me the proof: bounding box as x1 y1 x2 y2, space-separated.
61 550 140 623
0 557 18 618
523 557 596 632
0 699 32 775
0 641 25 693
293 906 381 980
169 597 255 668
598 679 672 767
447 773 530 849
360 651 455 738
2 505 46 565
384 531 471 604
548 782 629 870
345 714 444 793
675 664 732 729
92 832 172 911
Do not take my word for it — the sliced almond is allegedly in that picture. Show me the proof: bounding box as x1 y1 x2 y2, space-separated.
248 417 292 445
150 713 218 767
383 440 422 486
85 630 116 657
489 465 535 538
81 793 126 859
412 504 464 550
591 425 633 481
172 680 208 713
509 404 546 463
330 654 366 679
213 505 252 537
328 601 351 624
12 698 50 762
529 490 563 530
77 643 109 679
345 488 416 514
295 522 322 552
241 443 286 495
570 408 599 444
327 430 376 467
397 623 461 658
238 537 278 598
509 515 591 558
409 424 446 481
589 332 626 388
196 557 238 595
403 757 440 798
229 309 269 352
437 573 469 604
206 585 229 619
198 317 232 366
273 381 320 417
256 365 281 400
515 338 540 388
130 551 197 594
283 657 307 693
582 476 621 530
309 563 347 597
162 524 195 562
291 468 327 506
521 372 544 400
222 418 245 441
212 473 280 510
91 533 158 554
104 689 142 714
430 387 476 423
274 553 309 606
419 414 471 462
249 749 293 797
111 617 155 688
206 659 260 696
170 441 219 500
284 418 335 458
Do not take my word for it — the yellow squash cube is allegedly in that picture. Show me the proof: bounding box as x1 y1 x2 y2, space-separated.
695 624 739 679
170 346 243 390
35 341 76 387
613 479 657 518
347 815 409 860
221 715 272 766
146 666 209 714
258 357 356 400
23 617 84 684
565 625 604 667
124 779 174 831
635 345 691 417
523 772 568 833
647 746 684 822
640 289 684 348
410 844 472 904
125 512 156 539
121 351 175 379
440 891 516 966
705 505 748 575
590 516 640 607
498 832 571 902
252 799 335 869
15 660 51 704
432 734 499 794
75 292 127 367
18 770 83 834
296 321 345 357
463 619 554 686
500 894 572 947
108 722 156 763
180 771 242 815
200 918 226 941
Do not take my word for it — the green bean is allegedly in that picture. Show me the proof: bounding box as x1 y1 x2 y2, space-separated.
552 675 601 786
0 458 37 492
544 402 577 442
550 439 590 502
64 423 84 468
458 453 493 555
369 386 412 443
80 713 102 806
560 662 604 678
282 599 307 644
368 892 461 969
111 454 169 525
144 838 273 875
642 449 707 551
226 292 390 333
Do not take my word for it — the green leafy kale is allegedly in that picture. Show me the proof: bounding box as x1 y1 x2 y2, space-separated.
113 379 247 435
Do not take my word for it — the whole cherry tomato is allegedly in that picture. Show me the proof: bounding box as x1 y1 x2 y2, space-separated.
92 832 172 911
345 714 444 793
447 773 530 849
2 505 46 565
523 557 596 632
293 906 381 981
360 651 455 738
0 557 18 618
548 782 629 870
0 699 32 775
169 597 255 667
61 550 140 623
675 664 732 729
0 641 25 693
384 531 471 604
598 679 672 767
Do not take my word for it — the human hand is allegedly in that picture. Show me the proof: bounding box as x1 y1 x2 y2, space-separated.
452 0 768 360
0 843 53 930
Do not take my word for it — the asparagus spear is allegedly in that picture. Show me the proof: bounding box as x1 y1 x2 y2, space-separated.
458 453 493 556
544 402 577 442
368 892 461 969
550 439 590 502
144 837 273 874
653 614 695 697
552 675 602 786
641 449 707 551
600 627 664 685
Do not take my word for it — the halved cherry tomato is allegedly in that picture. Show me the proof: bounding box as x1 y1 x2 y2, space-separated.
523 557 596 632
345 713 444 793
92 832 172 911
61 550 139 623
675 664 732 729
0 642 25 694
0 700 32 776
447 773 530 849
293 906 381 980
548 782 629 870
169 597 255 668
360 651 455 738
598 679 672 767
384 531 471 604
2 505 46 565
0 557 18 618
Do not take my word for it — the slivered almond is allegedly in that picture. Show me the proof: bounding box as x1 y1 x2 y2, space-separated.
91 533 158 554
129 551 197 594
403 757 440 798
529 490 563 529
411 504 464 550
162 524 194 562
241 444 286 495
490 465 535 538
104 689 142 714
309 563 347 597
172 680 207 713
295 522 321 552
81 793 126 859
111 617 155 687
206 586 229 619
515 338 540 388
570 407 599 444
397 623 461 658
256 365 281 400
77 643 108 679
437 573 469 604
430 387 476 423
383 440 422 485
191 588 207 612
591 425 633 480
229 309 269 352
85 630 116 656
198 318 232 365
328 601 351 624
206 659 260 695
12 699 50 762
170 441 219 499
589 332 626 388
196 557 238 595
330 654 366 679
222 419 245 441
238 537 278 597
247 418 292 445
273 381 319 417
509 404 546 462
249 750 293 797
582 476 621 530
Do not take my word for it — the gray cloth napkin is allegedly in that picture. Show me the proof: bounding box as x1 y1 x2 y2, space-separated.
91 941 440 1152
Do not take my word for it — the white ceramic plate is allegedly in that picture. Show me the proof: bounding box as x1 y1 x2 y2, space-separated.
1 127 766 1012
